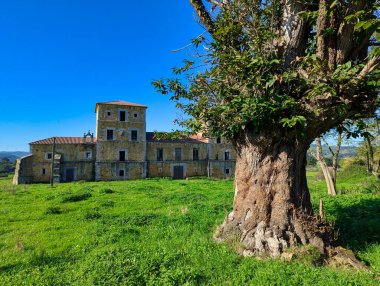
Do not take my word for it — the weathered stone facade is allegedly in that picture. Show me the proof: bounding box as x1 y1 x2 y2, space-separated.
14 101 236 184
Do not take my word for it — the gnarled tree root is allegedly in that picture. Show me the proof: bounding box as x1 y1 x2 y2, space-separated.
326 247 371 272
213 212 371 271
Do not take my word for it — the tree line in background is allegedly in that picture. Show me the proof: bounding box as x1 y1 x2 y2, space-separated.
0 158 15 177
309 117 380 196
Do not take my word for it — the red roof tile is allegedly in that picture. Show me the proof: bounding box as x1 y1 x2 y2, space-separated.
95 100 147 111
30 137 97 145
146 132 208 143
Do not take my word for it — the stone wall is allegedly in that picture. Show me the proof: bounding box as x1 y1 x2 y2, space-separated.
95 162 145 180
147 161 209 178
95 103 147 180
13 154 33 185
29 143 96 183
209 160 235 179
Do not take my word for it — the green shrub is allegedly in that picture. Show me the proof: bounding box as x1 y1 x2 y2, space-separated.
61 192 92 203
101 188 115 194
45 206 63 215
339 165 369 181
45 194 56 201
83 210 101 220
100 200 115 207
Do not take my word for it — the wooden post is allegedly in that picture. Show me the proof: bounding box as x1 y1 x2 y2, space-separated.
50 137 56 187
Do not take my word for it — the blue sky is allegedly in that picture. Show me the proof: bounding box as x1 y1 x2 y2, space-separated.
0 0 203 151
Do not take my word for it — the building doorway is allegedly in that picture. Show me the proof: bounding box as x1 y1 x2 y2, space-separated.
65 168 76 182
173 166 184 179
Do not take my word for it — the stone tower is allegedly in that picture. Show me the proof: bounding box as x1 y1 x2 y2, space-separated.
94 101 147 180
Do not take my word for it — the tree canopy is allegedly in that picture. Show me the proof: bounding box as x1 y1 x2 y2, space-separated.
153 0 380 143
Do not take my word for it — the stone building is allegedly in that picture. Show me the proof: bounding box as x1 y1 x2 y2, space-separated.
13 101 235 184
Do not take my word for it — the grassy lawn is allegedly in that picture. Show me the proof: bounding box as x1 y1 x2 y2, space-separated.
0 167 379 285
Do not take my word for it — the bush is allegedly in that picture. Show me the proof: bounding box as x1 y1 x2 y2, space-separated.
339 164 369 181
101 188 115 194
100 200 115 207
340 157 366 169
45 206 63 215
61 192 92 203
83 210 101 220
45 195 56 201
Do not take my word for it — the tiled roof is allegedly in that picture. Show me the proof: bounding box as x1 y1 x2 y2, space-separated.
146 132 208 143
30 133 208 145
95 100 148 109
30 137 97 145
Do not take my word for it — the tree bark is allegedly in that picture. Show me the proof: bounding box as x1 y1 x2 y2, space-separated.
315 137 337 196
189 0 215 35
279 0 309 67
364 135 378 178
331 133 342 191
214 132 334 257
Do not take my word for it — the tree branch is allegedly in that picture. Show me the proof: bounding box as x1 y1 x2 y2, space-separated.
356 56 379 81
321 136 335 157
336 0 366 64
208 0 228 9
279 0 310 67
316 0 328 62
170 32 207 52
189 0 216 35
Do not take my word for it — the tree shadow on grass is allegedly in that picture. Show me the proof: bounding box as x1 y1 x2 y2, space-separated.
0 252 76 274
330 197 380 251
0 263 21 273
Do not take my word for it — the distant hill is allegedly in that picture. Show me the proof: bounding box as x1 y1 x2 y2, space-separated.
308 145 357 159
0 151 30 162
337 145 358 158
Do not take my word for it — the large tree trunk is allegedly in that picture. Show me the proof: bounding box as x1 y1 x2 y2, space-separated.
214 132 334 258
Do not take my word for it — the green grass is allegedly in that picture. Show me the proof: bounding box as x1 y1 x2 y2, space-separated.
0 170 379 285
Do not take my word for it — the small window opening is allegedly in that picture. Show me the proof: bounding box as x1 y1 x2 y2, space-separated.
119 151 126 161
119 169 125 176
216 137 221 144
157 148 163 161
131 130 138 141
119 111 126 122
225 168 230 175
224 151 230 160
193 148 199 161
107 129 114 140
42 168 46 175
175 148 182 161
